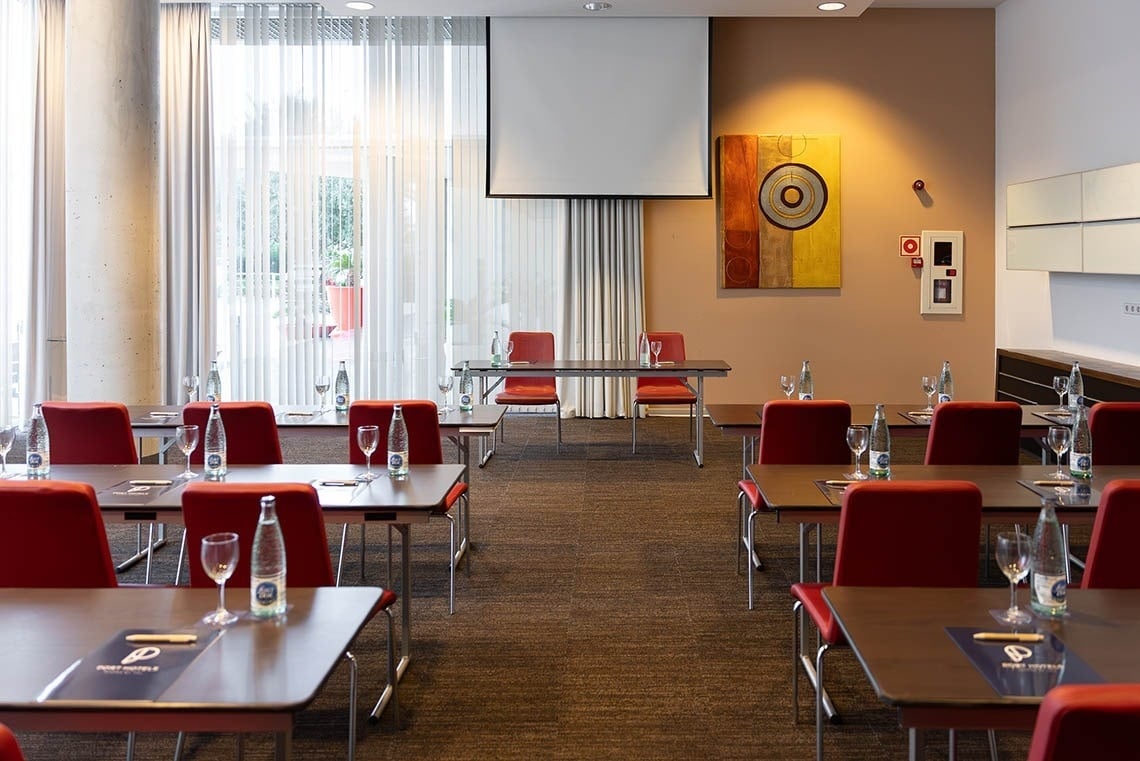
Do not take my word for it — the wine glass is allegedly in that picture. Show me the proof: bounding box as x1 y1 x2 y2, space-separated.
176 424 199 479
779 375 795 400
315 374 330 412
0 424 17 479
504 340 515 364
1052 375 1069 413
845 425 869 480
356 425 379 482
650 340 663 368
921 375 936 413
201 532 240 627
181 374 199 404
1047 425 1072 479
993 531 1033 625
437 375 454 414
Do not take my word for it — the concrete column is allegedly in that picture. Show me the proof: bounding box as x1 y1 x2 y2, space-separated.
65 0 161 403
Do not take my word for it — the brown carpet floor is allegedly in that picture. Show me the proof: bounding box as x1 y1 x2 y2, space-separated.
9 416 1059 760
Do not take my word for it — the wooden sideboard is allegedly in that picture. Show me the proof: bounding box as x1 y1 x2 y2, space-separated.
996 348 1140 405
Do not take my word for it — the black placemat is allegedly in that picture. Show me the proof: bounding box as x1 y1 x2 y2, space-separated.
946 626 1100 698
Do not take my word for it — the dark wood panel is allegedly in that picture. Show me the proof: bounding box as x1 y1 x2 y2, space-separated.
996 348 1140 404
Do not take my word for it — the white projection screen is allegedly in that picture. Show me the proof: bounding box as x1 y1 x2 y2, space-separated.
487 17 711 198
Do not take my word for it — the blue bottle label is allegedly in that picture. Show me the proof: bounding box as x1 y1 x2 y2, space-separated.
1074 454 1091 472
335 394 347 406
206 393 216 402
389 453 404 469
255 581 278 606
938 393 952 404
27 453 42 468
206 453 222 469
799 393 813 401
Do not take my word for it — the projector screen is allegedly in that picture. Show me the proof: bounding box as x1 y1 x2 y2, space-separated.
487 17 710 199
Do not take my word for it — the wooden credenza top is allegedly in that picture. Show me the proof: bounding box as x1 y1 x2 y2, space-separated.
998 348 1140 390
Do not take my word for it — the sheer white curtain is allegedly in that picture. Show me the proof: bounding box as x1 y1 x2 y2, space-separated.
210 8 565 405
0 0 38 425
563 198 645 418
161 3 214 404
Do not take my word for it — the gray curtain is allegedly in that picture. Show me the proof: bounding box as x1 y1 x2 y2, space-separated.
562 198 645 418
161 3 214 404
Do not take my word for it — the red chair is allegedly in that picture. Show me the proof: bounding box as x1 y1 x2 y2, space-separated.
1088 402 1140 465
181 482 399 732
181 401 283 465
1026 683 1140 761
0 481 118 588
42 401 139 464
924 401 1022 465
349 400 468 614
494 331 561 452
632 331 697 453
0 723 27 761
176 402 284 584
739 400 851 609
791 481 982 761
1080 480 1140 589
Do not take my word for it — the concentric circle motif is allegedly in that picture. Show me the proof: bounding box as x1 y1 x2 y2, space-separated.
758 162 829 231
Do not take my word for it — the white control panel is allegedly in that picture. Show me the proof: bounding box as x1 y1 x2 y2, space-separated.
920 230 964 315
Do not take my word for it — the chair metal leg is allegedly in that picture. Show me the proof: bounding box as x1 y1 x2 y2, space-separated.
792 600 802 721
369 606 399 724
815 642 830 761
987 729 999 761
126 731 135 761
949 729 956 761
737 490 746 575
555 401 562 454
336 523 349 586
174 529 188 586
747 509 760 609
447 513 458 614
631 402 639 453
173 731 186 761
360 524 367 581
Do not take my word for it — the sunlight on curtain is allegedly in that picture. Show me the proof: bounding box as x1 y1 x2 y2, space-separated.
210 6 564 406
0 0 37 424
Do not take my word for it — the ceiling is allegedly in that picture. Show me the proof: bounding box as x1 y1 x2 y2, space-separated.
318 0 1001 17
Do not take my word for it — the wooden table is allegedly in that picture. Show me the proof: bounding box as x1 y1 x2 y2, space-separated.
0 586 382 760
16 462 464 692
708 403 1060 479
455 359 732 466
824 586 1140 760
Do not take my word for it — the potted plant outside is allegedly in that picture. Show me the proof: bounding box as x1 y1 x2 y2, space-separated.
324 248 363 331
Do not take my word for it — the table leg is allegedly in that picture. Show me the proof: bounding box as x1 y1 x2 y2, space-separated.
448 434 471 568
395 523 411 682
909 728 924 761
273 729 292 761
692 375 705 467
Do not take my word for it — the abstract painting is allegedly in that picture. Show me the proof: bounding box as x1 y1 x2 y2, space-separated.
717 134 841 288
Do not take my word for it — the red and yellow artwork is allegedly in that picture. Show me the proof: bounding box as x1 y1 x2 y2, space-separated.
717 134 841 289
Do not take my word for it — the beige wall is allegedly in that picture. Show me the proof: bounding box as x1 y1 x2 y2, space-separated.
644 9 995 405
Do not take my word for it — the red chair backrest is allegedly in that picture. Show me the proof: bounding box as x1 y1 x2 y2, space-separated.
180 482 334 588
182 402 283 465
41 402 138 464
1081 479 1140 589
924 401 1022 465
348 400 443 465
833 480 981 587
757 400 852 464
1088 402 1140 466
636 331 689 392
0 723 27 761
504 331 555 393
0 481 118 588
1027 683 1140 761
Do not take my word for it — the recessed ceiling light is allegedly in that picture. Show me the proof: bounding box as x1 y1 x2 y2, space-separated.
346 1 375 10
817 1 846 10
583 2 613 10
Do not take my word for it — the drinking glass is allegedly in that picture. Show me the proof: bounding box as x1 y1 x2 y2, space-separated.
357 425 379 482
845 425 869 480
315 375 330 412
176 424 199 479
993 531 1033 625
504 340 515 364
921 375 936 413
181 374 199 404
650 340 663 368
437 375 454 414
1052 375 1069 413
0 424 17 479
201 532 240 627
1047 425 1072 479
779 375 795 400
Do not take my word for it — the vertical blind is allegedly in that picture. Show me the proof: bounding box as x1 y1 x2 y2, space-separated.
210 6 565 406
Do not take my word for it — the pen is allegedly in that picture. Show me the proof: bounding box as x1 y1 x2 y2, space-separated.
1034 480 1074 487
320 480 360 487
129 480 173 487
824 480 856 487
972 632 1044 643
125 634 198 644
